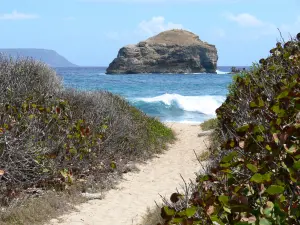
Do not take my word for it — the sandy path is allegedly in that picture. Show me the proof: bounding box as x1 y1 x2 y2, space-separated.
49 123 208 225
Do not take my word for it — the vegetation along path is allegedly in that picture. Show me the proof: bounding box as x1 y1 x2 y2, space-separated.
49 123 208 225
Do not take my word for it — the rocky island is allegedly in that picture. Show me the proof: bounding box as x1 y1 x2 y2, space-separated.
106 29 218 74
0 48 77 67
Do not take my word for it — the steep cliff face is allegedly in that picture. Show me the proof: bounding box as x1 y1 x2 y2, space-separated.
106 29 218 74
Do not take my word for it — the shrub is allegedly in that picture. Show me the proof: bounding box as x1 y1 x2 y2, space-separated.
160 35 300 224
0 56 174 212
200 118 218 131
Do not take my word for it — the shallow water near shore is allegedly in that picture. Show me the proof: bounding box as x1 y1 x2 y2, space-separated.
55 66 237 123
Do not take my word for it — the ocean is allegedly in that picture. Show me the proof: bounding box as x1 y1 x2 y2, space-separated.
54 66 239 123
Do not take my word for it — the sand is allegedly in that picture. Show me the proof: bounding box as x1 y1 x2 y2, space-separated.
49 123 209 225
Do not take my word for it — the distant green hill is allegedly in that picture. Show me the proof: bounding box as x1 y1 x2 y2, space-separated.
0 48 77 67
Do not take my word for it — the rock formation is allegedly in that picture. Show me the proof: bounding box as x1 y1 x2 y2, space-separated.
0 49 77 67
106 29 218 74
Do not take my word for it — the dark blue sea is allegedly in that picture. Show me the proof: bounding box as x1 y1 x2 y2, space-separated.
54 66 243 123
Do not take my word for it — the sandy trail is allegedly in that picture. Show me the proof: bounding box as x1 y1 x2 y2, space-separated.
49 123 208 225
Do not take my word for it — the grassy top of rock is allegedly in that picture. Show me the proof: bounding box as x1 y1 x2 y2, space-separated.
145 29 211 46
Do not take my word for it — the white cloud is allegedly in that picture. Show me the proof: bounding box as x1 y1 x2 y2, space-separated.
224 12 300 39
105 16 184 41
225 13 264 27
137 16 184 36
0 10 38 20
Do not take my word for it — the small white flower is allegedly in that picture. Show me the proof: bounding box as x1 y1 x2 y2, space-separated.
274 50 281 56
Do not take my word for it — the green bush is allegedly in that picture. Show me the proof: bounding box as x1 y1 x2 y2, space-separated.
160 35 300 224
0 56 174 209
200 118 218 131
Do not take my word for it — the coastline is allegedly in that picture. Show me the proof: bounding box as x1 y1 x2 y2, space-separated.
49 122 208 225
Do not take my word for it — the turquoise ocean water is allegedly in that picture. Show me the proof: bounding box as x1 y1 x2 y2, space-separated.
55 67 238 123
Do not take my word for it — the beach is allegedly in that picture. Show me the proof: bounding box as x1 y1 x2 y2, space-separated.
49 123 209 225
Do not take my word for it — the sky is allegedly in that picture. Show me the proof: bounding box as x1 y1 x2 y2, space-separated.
0 0 299 66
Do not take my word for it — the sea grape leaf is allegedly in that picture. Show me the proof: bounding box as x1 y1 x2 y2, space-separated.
284 144 297 154
223 206 231 213
263 201 274 217
276 90 289 99
258 97 265 107
220 163 231 168
218 195 229 205
256 135 264 142
247 164 258 173
265 145 272 151
186 206 197 217
210 215 225 225
250 102 258 108
262 172 272 182
237 124 250 132
221 151 237 163
253 125 265 134
163 206 175 216
171 218 184 223
293 160 300 169
266 185 284 195
250 173 263 183
259 217 272 225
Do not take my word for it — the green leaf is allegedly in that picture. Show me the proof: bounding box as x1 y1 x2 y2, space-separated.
265 145 272 151
220 163 231 168
266 185 284 195
171 218 184 223
253 125 265 134
110 161 116 169
293 160 300 170
256 135 264 142
186 206 197 217
250 101 258 108
285 144 297 154
163 206 175 216
250 173 263 183
200 175 210 181
271 105 286 117
210 215 225 225
223 206 231 213
69 148 77 155
177 210 187 217
218 195 229 205
221 151 237 163
31 103 37 108
247 164 258 173
258 97 265 107
276 118 282 125
262 172 272 182
237 124 250 132
263 201 274 217
259 217 272 225
276 90 289 99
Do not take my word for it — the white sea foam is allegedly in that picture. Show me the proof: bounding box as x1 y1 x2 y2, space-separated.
136 93 226 115
216 70 230 74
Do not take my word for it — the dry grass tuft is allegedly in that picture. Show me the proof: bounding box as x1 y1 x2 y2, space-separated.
139 205 163 225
